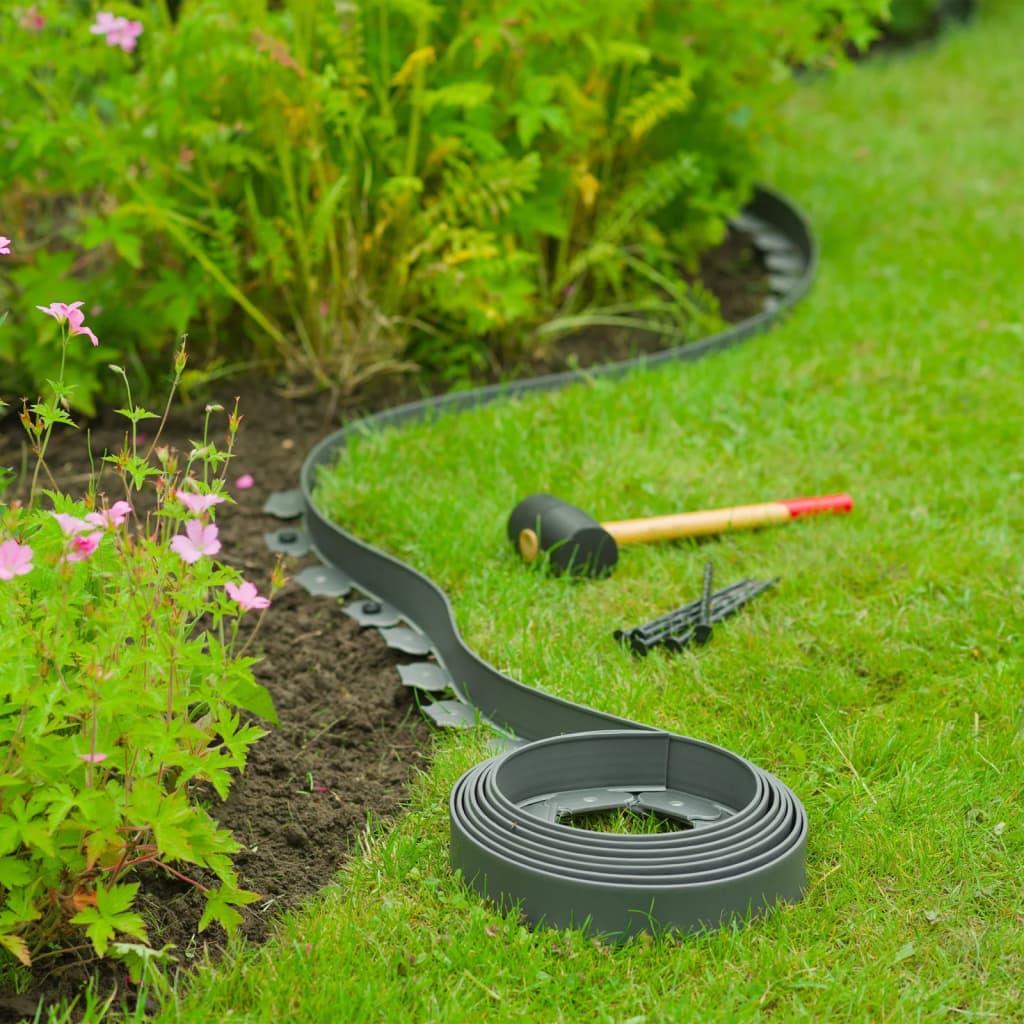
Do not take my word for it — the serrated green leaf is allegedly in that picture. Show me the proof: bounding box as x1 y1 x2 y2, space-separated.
221 673 278 724
72 882 148 956
151 820 193 863
96 881 140 917
70 905 115 957
84 826 121 870
198 884 260 935
0 857 32 888
114 407 160 423
0 887 41 926
0 815 20 858
29 402 76 429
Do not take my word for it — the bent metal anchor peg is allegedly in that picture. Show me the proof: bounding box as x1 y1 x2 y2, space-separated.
276 186 820 939
508 492 853 577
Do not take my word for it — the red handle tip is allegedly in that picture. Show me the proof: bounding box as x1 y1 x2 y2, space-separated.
782 493 854 518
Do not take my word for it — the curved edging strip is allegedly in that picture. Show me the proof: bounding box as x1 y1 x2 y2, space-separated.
292 185 815 939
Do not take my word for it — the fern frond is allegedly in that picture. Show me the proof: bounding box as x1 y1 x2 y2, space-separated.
617 73 694 140
391 46 436 88
431 153 541 229
205 206 242 285
602 40 652 66
422 80 494 113
317 4 370 125
596 151 700 247
553 152 700 292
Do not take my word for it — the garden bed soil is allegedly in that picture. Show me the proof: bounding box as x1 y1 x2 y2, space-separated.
0 226 767 1021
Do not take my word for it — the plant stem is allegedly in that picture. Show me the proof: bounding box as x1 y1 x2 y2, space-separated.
402 18 429 181
28 332 69 505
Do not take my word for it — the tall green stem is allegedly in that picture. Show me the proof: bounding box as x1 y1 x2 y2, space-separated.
402 18 429 180
28 331 69 506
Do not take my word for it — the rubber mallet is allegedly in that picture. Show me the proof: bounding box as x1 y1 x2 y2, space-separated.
507 492 853 577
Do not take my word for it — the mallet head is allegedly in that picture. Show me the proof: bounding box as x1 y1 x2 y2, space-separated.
507 493 618 578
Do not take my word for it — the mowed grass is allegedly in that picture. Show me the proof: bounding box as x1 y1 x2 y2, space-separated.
147 6 1022 1023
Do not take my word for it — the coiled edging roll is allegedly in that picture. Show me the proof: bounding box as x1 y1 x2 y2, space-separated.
450 731 807 939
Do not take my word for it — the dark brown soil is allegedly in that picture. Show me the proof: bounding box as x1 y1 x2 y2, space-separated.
0 226 767 1021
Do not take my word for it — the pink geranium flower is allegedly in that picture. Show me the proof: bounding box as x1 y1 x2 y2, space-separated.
235 474 255 490
170 520 221 564
90 12 143 52
112 20 143 51
65 307 99 346
0 540 33 580
51 511 93 536
36 301 99 346
78 752 108 764
18 7 45 30
63 532 103 563
225 580 271 611
85 500 132 529
90 12 120 34
175 490 225 515
0 236 11 255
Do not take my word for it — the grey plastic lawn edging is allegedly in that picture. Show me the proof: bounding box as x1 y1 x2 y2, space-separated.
267 185 817 941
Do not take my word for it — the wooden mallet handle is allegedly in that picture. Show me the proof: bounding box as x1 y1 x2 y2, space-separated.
601 493 853 545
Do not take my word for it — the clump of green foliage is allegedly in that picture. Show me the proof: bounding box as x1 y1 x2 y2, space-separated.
885 0 973 38
0 307 279 979
0 0 886 409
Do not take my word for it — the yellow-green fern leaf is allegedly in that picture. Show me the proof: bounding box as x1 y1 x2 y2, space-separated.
617 73 694 140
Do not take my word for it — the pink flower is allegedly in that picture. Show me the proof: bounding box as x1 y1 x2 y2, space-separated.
18 7 45 30
78 752 108 764
170 520 221 564
90 12 143 52
65 306 99 346
63 532 103 563
0 540 33 580
51 511 93 536
176 489 225 515
225 580 271 611
235 474 255 490
37 301 80 322
85 500 132 529
90 12 120 34
51 512 104 563
0 236 10 255
112 20 143 52
35 301 99 346
108 500 132 525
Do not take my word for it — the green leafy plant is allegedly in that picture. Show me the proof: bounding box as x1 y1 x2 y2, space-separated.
0 0 887 404
884 0 972 37
0 297 279 972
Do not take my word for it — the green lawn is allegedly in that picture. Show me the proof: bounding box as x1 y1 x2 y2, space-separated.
146 5 1022 1021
